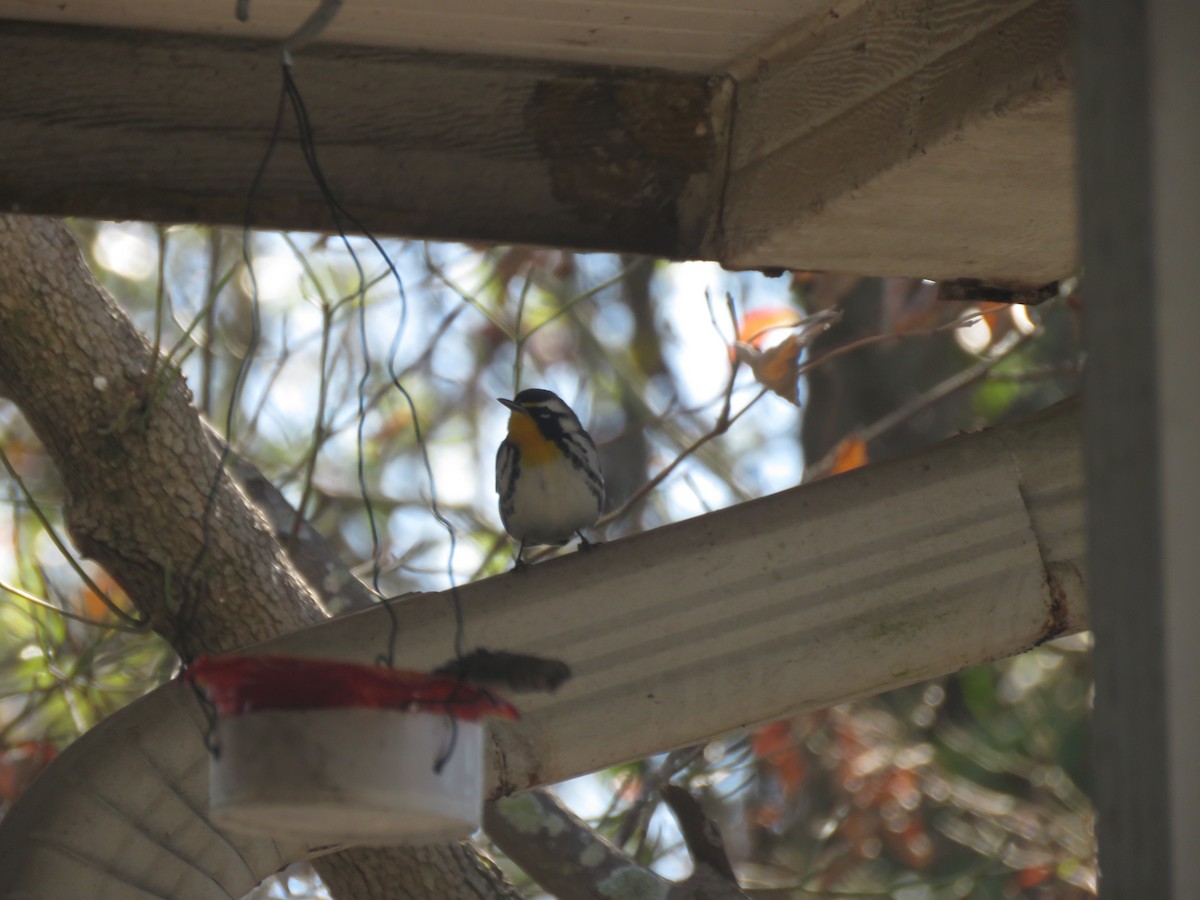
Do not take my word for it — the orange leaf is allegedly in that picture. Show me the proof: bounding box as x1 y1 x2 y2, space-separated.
619 776 643 804
76 572 131 622
736 307 805 349
827 436 869 476
731 308 841 405
751 721 792 758
751 722 807 796
736 335 803 405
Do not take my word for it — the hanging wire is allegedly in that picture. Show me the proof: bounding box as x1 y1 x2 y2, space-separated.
277 63 476 771
173 50 297 764
193 681 223 757
236 0 344 67
276 65 467 672
174 77 288 666
190 3 473 763
383 320 466 662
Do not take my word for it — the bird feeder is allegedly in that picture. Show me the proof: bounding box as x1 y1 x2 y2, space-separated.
186 655 519 844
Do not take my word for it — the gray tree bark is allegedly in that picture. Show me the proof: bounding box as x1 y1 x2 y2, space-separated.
0 214 517 899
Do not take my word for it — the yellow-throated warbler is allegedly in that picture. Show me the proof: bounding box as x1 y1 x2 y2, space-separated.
496 389 604 565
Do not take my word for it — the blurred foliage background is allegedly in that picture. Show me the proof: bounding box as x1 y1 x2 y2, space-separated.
0 221 1090 898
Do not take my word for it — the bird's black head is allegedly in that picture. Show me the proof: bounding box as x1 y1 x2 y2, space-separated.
512 388 560 406
498 388 582 438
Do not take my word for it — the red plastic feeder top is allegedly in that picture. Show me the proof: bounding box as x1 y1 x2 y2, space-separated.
186 655 520 723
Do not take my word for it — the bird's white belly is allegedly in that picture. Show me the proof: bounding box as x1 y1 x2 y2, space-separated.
504 456 600 545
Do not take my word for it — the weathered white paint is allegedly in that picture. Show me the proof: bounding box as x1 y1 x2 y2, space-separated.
719 0 1075 283
0 1 1079 281
0 0 827 71
0 402 1086 898
0 23 732 262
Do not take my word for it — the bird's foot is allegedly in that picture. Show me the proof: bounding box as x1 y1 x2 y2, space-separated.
512 542 530 573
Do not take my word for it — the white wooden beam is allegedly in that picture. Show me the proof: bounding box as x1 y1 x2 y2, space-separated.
0 0 825 72
0 22 732 260
1075 0 1200 895
0 5 1080 282
0 402 1086 898
719 0 1075 284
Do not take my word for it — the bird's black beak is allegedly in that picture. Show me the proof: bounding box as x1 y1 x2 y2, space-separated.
498 398 528 414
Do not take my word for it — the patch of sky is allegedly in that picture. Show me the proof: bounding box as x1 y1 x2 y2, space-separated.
92 222 156 281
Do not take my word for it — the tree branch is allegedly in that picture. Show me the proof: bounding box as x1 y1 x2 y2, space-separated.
0 215 517 900
660 784 738 885
484 784 751 900
485 787 674 900
0 215 326 655
223 443 378 615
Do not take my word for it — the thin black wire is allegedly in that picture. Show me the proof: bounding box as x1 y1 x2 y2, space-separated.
182 60 473 769
190 679 222 757
279 66 467 675
178 61 287 752
278 65 468 772
175 79 287 667
384 315 465 661
275 68 386 657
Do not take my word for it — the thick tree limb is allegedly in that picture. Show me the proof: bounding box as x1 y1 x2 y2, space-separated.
225 447 377 615
0 215 514 898
486 789 672 900
316 844 524 900
485 788 749 900
0 216 326 655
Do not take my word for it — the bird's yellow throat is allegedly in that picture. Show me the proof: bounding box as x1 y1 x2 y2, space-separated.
507 412 560 466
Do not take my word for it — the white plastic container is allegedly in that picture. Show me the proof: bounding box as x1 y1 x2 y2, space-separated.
208 707 483 844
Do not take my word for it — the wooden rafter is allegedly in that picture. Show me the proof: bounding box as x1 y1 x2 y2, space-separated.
0 0 1076 283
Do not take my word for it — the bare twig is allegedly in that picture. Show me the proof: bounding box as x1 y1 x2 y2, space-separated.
612 746 705 848
0 445 146 628
511 269 535 391
596 387 768 532
805 327 1042 480
424 246 515 339
585 306 994 535
794 307 1005 380
238 313 293 448
521 258 643 345
144 225 168 392
0 579 146 633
